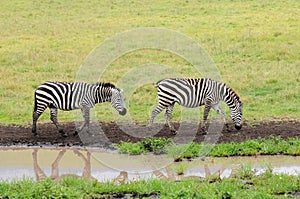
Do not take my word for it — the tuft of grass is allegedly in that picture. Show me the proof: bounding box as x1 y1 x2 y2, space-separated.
236 165 257 180
166 144 189 162
141 137 173 154
112 141 145 155
113 137 173 155
172 163 187 176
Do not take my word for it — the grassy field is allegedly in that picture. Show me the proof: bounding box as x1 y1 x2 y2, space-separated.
1 172 300 199
0 0 299 125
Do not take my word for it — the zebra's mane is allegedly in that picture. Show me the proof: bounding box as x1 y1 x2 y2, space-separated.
226 85 241 104
96 82 116 88
206 78 241 104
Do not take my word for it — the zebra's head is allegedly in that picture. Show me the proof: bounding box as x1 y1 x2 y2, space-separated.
230 101 243 130
111 88 127 116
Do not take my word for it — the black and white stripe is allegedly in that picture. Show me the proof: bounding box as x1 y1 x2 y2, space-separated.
150 78 243 132
32 81 126 136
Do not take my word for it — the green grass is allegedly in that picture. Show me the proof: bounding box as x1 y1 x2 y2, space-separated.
0 172 299 199
209 136 300 157
0 0 299 125
112 137 173 155
113 136 300 159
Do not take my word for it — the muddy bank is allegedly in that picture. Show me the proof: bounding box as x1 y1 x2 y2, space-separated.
0 121 299 147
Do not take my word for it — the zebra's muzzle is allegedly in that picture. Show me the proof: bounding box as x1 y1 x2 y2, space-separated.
235 124 242 130
119 108 127 116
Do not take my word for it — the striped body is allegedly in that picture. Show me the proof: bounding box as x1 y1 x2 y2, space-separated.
34 82 111 112
156 78 221 108
150 78 243 132
32 81 126 136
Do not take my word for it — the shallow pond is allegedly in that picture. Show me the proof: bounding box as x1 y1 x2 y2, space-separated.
0 147 299 182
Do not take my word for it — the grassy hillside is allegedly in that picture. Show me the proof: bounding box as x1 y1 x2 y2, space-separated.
0 0 299 125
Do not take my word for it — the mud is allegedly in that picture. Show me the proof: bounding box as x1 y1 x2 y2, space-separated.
0 121 299 147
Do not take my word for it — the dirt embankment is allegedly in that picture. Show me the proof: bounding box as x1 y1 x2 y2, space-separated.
0 121 299 147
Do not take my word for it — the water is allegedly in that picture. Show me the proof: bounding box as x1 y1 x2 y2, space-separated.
0 147 299 182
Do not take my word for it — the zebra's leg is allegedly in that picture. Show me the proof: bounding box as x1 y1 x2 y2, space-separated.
201 103 211 130
50 108 67 137
165 103 176 133
32 107 47 136
75 106 90 134
149 104 165 126
211 104 227 124
211 104 229 130
32 112 41 136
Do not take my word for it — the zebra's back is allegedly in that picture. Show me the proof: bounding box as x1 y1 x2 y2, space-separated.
155 78 222 108
34 81 93 111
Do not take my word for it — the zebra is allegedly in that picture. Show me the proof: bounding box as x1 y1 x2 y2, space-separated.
32 81 127 136
150 78 243 133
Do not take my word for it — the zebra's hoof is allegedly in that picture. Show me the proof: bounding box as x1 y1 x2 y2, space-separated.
170 129 177 135
86 131 92 136
61 132 68 137
32 128 37 136
200 125 207 132
32 132 38 137
59 129 68 137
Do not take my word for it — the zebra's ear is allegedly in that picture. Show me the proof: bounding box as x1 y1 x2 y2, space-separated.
240 102 243 107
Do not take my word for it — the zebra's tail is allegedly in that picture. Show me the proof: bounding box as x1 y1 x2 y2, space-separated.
33 90 38 112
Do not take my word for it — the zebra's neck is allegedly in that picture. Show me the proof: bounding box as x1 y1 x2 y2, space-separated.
95 85 112 103
222 86 241 110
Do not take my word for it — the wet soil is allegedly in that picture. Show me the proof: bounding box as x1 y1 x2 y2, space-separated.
0 121 299 147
